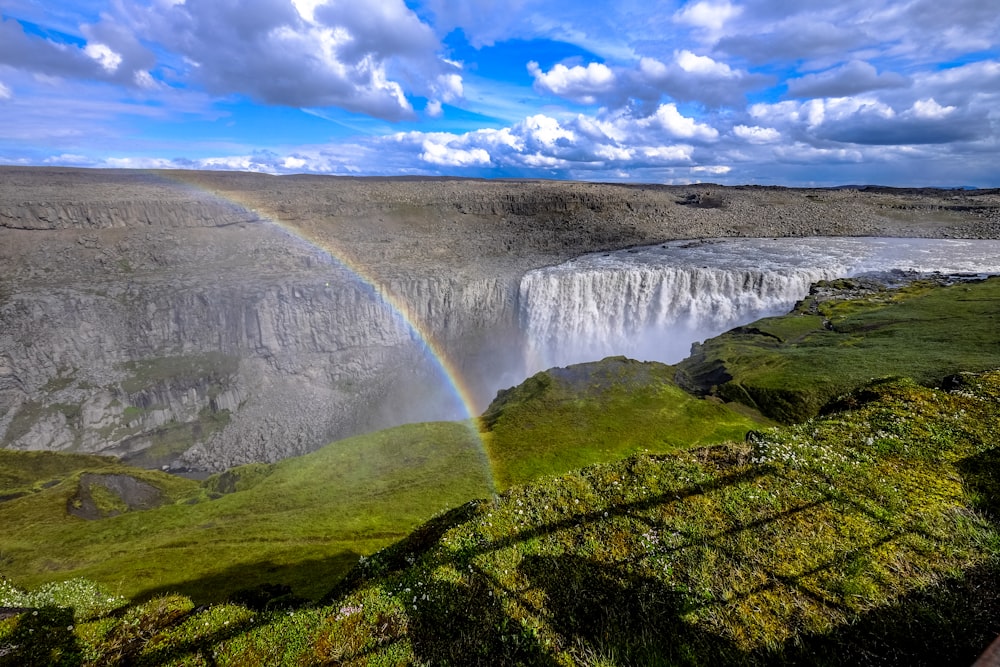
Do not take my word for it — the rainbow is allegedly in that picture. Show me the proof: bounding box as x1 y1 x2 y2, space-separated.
152 171 497 493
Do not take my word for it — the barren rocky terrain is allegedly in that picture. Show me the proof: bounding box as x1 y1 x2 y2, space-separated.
2 166 999 470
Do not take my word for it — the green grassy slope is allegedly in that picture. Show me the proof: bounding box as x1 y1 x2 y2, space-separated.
0 450 178 501
483 356 768 488
6 370 998 666
287 372 1000 666
1 360 762 605
675 276 1000 423
0 422 493 603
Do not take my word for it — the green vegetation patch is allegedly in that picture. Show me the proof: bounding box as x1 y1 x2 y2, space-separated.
0 422 493 604
120 407 231 469
7 370 998 665
0 450 120 501
483 356 768 488
675 276 1000 423
118 353 239 395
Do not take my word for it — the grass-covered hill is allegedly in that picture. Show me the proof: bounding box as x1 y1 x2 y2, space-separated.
481 356 767 488
3 276 1000 665
675 274 1000 423
0 423 495 604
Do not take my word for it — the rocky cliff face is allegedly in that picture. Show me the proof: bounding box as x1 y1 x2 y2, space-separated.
0 243 520 470
2 168 999 470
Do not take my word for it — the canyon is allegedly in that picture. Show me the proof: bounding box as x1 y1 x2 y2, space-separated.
2 167 999 471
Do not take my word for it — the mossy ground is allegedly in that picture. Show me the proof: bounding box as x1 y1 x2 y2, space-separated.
675 276 1000 423
4 371 999 665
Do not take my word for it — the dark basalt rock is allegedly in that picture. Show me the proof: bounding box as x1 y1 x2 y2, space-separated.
67 473 166 520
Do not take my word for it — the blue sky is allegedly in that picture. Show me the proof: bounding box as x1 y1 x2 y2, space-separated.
1 0 998 186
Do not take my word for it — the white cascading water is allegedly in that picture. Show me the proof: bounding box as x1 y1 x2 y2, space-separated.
520 237 1000 373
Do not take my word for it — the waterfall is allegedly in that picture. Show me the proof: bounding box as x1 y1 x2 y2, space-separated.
520 265 841 370
518 237 1000 373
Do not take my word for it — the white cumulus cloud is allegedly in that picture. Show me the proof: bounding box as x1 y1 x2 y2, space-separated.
640 103 719 141
734 124 781 143
635 52 769 107
83 43 123 73
132 0 461 120
425 99 444 118
674 0 743 33
528 51 766 109
692 165 731 174
521 114 577 147
282 156 308 170
910 98 956 120
675 50 736 77
748 93 987 147
419 138 491 166
642 145 694 162
528 61 616 104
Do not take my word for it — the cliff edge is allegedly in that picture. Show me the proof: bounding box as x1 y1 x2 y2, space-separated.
2 167 999 470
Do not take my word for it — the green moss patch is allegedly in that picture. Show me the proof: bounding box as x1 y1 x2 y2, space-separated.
8 370 998 665
675 276 1000 423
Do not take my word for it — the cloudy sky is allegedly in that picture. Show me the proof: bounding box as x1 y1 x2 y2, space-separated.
1 0 998 185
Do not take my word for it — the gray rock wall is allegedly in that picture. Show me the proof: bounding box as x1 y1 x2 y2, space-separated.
0 267 519 470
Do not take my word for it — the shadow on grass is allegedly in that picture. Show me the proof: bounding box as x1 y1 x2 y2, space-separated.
136 549 361 606
395 465 763 665
520 554 740 666
959 447 1000 524
91 551 361 666
119 608 269 667
775 558 1000 666
332 444 1000 666
0 607 79 667
407 571 561 666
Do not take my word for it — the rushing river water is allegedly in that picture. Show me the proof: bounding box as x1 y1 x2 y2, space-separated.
517 237 1000 374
